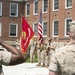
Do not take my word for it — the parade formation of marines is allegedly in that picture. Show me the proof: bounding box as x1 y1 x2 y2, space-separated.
26 37 57 68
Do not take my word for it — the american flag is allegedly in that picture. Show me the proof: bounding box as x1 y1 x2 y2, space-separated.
38 9 43 43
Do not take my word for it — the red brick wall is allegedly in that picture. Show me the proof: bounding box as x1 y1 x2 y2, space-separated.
0 1 25 41
50 0 73 40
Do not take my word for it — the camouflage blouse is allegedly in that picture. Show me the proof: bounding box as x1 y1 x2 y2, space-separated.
49 42 75 75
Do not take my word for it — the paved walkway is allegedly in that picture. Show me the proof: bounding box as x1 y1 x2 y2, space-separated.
3 63 49 75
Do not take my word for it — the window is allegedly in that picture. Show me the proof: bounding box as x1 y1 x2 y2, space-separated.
33 0 38 15
33 22 38 36
65 18 72 36
9 23 18 37
0 2 2 16
10 3 18 17
53 20 59 37
65 0 72 9
0 23 2 37
53 0 59 11
26 3 30 16
43 22 47 36
42 0 48 13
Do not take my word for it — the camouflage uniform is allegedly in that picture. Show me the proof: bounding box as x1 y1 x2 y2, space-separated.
41 43 47 67
36 41 42 66
49 40 57 60
46 38 51 66
40 38 51 67
49 21 75 75
44 50 49 67
49 42 75 75
0 46 11 75
30 40 36 63
46 39 57 67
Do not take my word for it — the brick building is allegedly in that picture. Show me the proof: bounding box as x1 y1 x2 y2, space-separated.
0 0 74 46
0 0 25 45
25 0 73 47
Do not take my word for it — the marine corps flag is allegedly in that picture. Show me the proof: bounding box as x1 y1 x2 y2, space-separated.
20 16 34 54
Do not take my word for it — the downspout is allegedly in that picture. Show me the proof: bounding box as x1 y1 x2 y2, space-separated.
48 0 51 37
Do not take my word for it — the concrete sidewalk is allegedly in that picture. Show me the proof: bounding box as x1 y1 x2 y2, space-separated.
3 63 49 75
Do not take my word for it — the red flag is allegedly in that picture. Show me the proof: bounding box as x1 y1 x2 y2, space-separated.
38 9 43 43
20 16 34 54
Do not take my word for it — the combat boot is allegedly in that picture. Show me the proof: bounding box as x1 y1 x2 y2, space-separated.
44 65 48 68
36 63 41 66
41 63 45 67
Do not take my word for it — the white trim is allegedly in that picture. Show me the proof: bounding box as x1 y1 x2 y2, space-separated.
65 18 72 37
65 0 72 9
33 22 38 37
11 0 24 2
10 3 18 17
0 23 2 37
42 0 48 13
0 2 2 16
25 3 30 17
52 20 58 37
42 21 47 37
9 23 18 37
53 0 59 11
33 0 38 15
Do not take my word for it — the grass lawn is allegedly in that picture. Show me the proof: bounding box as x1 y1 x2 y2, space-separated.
26 53 38 62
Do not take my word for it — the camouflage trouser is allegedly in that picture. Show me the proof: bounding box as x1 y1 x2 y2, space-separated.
47 50 55 66
41 50 45 65
37 49 41 64
30 48 35 62
41 50 49 65
49 50 55 58
45 55 49 66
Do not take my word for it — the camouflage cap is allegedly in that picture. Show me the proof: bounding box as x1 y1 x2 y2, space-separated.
69 21 75 25
69 21 75 30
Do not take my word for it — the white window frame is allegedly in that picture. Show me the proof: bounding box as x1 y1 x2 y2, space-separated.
33 0 38 15
53 0 59 11
25 3 30 17
42 21 47 37
9 23 18 37
0 2 2 16
42 0 48 13
33 22 38 37
10 3 18 17
52 20 59 37
65 0 72 9
0 23 2 37
65 18 72 37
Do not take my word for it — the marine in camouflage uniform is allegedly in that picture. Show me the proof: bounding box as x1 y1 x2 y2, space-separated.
30 39 36 63
41 39 47 67
44 48 49 67
36 41 42 66
49 21 75 75
46 38 57 68
49 38 57 61
45 38 52 67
